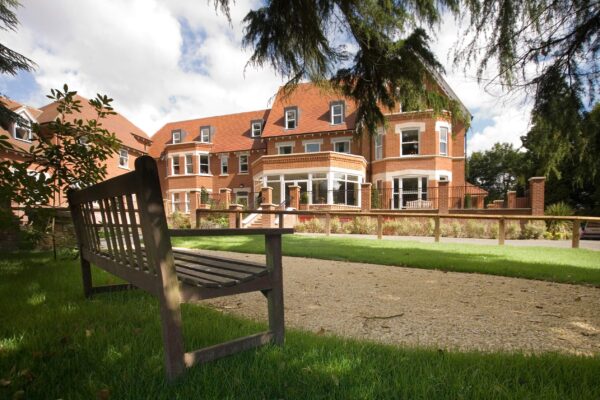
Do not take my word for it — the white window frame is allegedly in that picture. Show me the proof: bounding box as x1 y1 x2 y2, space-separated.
220 155 229 175
239 153 249 174
303 139 322 153
251 121 262 137
332 137 351 153
172 130 181 144
400 128 420 157
330 102 344 125
171 156 180 175
14 118 33 142
184 192 191 213
200 127 211 143
184 154 194 174
118 149 129 169
439 127 448 156
374 129 384 160
277 142 294 155
284 108 297 130
171 192 181 212
198 154 210 175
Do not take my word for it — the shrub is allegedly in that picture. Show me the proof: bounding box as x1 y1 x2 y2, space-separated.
545 202 574 240
296 218 325 233
169 211 191 229
505 222 521 239
329 217 344 234
346 216 377 234
441 220 464 237
522 221 546 239
465 220 486 238
382 220 402 235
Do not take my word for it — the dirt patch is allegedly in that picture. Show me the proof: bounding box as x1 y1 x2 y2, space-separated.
188 249 600 355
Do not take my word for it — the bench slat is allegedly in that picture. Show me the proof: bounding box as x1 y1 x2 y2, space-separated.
175 269 235 288
175 261 259 283
172 249 266 274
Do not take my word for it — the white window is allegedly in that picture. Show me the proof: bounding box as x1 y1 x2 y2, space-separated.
172 193 181 212
184 192 191 213
200 127 211 143
239 154 249 173
375 131 383 160
185 154 193 174
401 129 419 156
14 119 32 142
236 191 249 207
172 130 181 144
220 156 228 174
278 144 293 155
118 149 128 168
304 142 321 153
331 102 344 124
199 154 209 174
439 127 448 156
285 108 297 129
334 140 350 153
251 121 262 137
171 156 180 175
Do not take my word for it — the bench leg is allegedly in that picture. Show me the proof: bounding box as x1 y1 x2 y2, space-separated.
265 235 285 345
159 295 186 380
80 257 93 298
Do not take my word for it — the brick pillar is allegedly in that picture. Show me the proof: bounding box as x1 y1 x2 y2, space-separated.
383 180 393 209
529 177 546 215
288 185 300 210
190 191 199 213
507 191 516 209
261 186 275 228
361 182 372 212
228 204 243 228
438 181 449 214
219 188 231 209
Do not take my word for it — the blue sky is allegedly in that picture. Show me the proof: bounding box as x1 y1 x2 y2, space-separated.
0 0 532 153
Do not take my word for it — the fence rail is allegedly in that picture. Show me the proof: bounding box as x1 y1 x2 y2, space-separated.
196 208 600 249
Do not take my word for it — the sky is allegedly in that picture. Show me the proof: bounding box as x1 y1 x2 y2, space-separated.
0 0 533 154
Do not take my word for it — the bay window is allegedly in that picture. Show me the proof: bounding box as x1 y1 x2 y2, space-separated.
439 127 448 156
199 155 209 174
185 154 193 174
401 129 419 156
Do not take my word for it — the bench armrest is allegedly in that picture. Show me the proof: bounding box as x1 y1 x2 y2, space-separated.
168 228 294 237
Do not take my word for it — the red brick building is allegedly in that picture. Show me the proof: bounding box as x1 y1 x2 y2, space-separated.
150 81 472 213
1 95 152 206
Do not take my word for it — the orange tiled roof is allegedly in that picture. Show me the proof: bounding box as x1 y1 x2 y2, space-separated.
1 96 43 119
38 95 151 153
262 83 356 137
149 109 270 157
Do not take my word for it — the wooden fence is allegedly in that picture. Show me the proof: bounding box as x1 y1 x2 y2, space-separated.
196 208 600 249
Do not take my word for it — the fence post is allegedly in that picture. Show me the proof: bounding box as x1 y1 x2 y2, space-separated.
434 216 441 242
325 213 331 236
572 219 580 249
498 218 505 245
377 214 383 239
288 185 300 210
219 188 231 210
195 209 200 228
528 177 546 215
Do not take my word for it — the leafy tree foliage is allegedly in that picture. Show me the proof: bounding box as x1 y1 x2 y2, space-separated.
467 143 525 201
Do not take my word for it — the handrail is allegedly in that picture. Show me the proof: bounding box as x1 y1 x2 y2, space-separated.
194 208 600 222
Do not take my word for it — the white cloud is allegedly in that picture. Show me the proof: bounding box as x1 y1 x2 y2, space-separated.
1 0 284 135
430 16 533 153
1 1 533 150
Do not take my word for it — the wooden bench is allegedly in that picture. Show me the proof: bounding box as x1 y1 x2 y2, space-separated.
67 156 293 380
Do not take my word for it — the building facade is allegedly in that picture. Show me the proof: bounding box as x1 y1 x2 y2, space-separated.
1 95 152 207
150 81 471 213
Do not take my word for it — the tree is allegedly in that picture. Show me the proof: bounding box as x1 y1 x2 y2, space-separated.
467 143 525 201
0 0 35 122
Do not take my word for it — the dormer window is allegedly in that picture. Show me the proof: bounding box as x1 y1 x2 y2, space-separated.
284 107 297 129
14 118 32 142
330 101 345 125
172 130 182 144
251 120 263 137
200 126 211 143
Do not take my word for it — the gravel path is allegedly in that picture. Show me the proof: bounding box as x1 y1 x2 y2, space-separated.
188 249 600 355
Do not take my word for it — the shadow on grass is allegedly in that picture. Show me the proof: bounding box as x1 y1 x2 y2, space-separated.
1 252 599 399
173 235 600 286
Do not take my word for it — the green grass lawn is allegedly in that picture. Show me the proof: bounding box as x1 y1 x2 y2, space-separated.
172 235 600 286
1 252 599 399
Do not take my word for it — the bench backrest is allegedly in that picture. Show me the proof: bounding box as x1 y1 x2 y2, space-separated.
67 156 179 296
